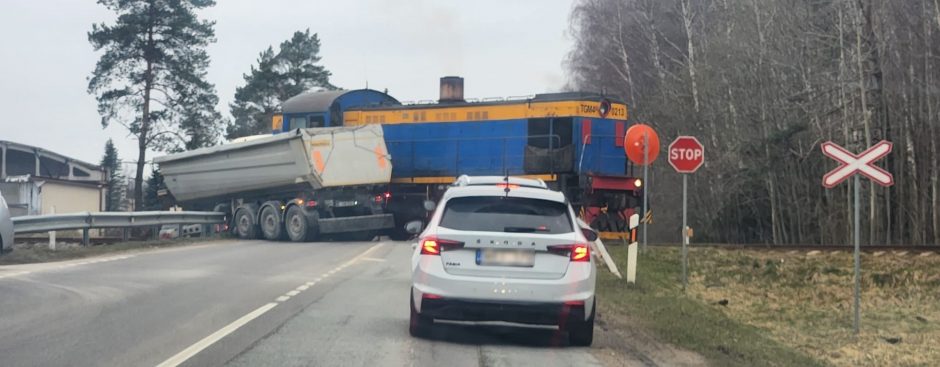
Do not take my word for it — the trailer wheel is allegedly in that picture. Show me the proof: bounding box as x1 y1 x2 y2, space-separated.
286 206 318 242
234 207 259 239
260 205 286 241
389 218 422 241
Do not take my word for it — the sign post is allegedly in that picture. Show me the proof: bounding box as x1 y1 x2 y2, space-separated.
624 124 660 252
668 136 704 290
821 140 893 334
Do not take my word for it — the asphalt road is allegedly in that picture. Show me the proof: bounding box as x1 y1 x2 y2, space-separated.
0 240 603 367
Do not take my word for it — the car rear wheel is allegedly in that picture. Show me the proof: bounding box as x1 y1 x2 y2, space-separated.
409 289 433 338
566 299 595 346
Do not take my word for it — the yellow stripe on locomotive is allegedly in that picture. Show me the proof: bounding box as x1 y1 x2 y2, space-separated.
343 99 627 125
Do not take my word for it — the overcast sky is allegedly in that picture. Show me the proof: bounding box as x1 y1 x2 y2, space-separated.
0 0 575 175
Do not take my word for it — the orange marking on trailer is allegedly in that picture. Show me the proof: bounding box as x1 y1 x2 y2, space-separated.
312 150 325 172
374 145 387 169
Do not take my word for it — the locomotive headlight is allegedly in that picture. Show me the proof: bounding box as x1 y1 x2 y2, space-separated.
634 179 643 188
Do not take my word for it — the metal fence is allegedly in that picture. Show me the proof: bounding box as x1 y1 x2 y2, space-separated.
12 211 226 245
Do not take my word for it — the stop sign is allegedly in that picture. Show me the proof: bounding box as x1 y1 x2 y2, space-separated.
668 136 704 173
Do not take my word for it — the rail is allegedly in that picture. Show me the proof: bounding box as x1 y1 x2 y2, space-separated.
12 211 226 245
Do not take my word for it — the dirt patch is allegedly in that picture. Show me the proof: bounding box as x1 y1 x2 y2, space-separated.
593 302 708 366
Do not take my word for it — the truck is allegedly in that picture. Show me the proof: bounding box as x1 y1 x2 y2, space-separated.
272 77 643 241
153 125 394 242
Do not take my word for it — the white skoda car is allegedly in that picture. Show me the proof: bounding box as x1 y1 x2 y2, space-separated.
409 176 598 346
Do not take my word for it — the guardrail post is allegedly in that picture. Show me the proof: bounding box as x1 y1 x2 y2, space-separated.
152 225 160 240
82 228 90 247
123 228 130 241
49 206 57 251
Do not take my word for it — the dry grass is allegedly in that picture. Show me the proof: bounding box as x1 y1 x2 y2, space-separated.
685 247 940 367
597 246 823 366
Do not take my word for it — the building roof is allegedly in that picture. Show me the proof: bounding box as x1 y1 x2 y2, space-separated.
0 140 103 171
281 90 349 114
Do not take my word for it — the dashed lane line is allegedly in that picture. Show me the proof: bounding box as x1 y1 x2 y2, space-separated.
0 255 136 281
155 302 278 367
154 242 386 367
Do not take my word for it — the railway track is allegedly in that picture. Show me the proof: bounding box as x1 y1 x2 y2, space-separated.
635 242 940 253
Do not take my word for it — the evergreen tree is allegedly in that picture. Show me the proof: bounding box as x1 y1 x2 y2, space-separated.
227 29 335 138
100 139 126 211
143 166 165 211
88 0 223 210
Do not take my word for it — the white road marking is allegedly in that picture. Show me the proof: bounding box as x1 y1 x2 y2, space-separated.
0 271 30 279
155 302 278 367
296 285 310 291
155 242 387 367
360 257 386 262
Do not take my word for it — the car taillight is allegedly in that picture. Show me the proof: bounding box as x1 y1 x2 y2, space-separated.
304 200 318 208
419 237 464 255
547 244 591 262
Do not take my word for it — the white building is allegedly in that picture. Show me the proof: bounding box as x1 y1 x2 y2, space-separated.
0 141 108 217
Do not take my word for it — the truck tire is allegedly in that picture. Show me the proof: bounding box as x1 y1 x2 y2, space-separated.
234 207 259 239
285 205 318 242
389 217 422 241
260 205 286 241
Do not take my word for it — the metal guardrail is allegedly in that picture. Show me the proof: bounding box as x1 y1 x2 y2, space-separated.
12 211 226 245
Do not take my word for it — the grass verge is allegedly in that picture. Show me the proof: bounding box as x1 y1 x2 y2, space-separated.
0 238 218 266
596 245 825 367
684 246 940 367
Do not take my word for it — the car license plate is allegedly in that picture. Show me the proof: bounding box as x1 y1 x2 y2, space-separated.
334 200 358 207
476 249 535 267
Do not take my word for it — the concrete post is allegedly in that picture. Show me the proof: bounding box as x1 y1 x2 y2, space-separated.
48 206 56 251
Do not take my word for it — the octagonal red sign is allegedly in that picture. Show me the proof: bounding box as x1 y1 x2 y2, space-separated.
668 136 704 173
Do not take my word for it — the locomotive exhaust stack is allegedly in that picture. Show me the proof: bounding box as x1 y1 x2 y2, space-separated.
438 76 464 103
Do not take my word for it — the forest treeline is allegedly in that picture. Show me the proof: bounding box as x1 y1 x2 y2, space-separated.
567 0 940 245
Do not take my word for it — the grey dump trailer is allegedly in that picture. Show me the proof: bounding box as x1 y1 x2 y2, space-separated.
153 125 394 241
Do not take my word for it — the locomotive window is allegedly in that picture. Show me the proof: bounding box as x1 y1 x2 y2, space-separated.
309 115 325 128
290 117 308 129
553 118 573 147
527 117 572 148
528 118 551 148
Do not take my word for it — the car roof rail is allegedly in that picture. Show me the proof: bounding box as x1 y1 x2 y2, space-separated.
451 175 549 189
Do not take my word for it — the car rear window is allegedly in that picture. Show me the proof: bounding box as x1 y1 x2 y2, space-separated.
439 196 573 234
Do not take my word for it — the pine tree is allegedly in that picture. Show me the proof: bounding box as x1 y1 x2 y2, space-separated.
100 139 126 211
227 29 335 138
143 166 165 211
88 0 223 210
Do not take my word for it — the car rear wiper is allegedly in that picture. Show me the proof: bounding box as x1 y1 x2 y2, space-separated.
504 226 549 233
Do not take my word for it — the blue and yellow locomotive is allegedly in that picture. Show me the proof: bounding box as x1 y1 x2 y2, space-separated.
272 77 642 240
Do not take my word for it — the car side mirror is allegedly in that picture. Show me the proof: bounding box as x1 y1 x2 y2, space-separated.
423 200 436 212
581 227 598 242
405 220 424 235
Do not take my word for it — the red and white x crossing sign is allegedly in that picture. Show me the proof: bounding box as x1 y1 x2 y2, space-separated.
821 140 894 188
